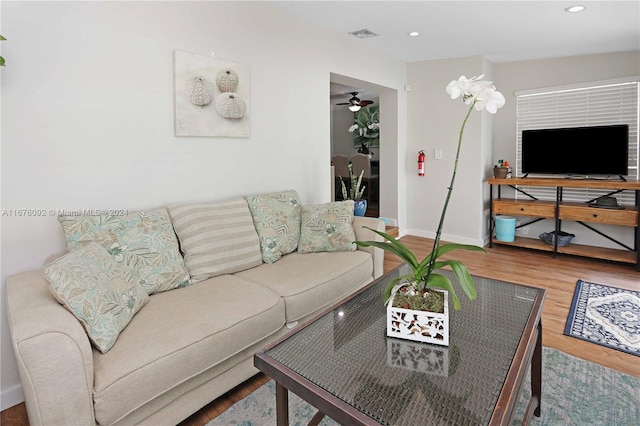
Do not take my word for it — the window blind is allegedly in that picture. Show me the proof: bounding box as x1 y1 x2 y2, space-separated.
515 81 639 205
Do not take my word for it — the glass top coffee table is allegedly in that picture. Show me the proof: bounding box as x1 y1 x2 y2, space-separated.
255 264 545 425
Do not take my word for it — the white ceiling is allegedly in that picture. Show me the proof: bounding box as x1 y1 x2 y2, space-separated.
270 1 640 63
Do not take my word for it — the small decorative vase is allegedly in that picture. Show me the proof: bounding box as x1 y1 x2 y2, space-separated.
387 288 449 346
493 167 510 179
353 200 367 216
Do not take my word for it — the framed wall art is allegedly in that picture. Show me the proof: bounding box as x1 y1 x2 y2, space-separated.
174 50 250 137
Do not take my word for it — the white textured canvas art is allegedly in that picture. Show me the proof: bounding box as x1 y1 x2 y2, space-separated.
174 50 250 137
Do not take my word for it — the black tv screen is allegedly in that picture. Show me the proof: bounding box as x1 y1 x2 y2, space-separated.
521 124 629 176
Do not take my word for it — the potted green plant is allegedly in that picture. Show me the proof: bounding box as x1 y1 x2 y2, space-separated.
340 163 367 216
493 160 510 178
356 74 505 345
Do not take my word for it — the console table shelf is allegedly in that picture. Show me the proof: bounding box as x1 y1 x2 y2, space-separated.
488 177 640 270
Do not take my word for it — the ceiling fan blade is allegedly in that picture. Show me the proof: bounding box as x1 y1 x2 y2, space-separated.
336 102 350 105
359 100 374 106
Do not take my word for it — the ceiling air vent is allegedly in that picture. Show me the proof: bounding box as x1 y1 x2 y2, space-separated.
349 28 379 39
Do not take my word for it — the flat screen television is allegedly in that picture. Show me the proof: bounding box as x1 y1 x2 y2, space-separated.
521 124 629 177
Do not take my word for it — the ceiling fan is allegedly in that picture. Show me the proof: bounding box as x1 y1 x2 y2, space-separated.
336 92 374 111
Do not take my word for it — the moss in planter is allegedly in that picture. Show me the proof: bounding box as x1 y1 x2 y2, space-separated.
392 288 444 313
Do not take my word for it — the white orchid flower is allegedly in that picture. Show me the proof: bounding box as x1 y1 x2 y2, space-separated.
473 86 505 114
348 124 359 133
446 74 490 100
448 74 505 113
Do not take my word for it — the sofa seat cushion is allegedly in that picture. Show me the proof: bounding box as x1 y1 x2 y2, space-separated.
92 275 285 425
234 250 373 322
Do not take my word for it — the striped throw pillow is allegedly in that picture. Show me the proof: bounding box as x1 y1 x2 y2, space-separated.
168 198 263 283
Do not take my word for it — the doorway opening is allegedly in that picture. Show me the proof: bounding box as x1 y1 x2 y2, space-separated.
330 73 399 222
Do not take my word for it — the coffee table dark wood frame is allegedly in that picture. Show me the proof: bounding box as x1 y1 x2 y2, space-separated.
255 267 545 425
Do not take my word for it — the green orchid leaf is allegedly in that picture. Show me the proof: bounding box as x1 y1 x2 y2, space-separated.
383 275 412 302
417 242 485 272
383 280 397 303
354 240 419 268
439 260 477 301
426 273 462 310
434 243 486 258
0 35 6 41
0 57 4 67
355 227 419 267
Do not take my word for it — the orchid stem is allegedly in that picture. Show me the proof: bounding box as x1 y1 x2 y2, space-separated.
424 101 476 283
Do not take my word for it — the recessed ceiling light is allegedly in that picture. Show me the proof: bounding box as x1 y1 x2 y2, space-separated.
564 5 586 13
408 31 420 37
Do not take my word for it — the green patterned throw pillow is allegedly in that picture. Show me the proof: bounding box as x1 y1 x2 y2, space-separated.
58 208 191 294
298 201 357 254
245 190 301 263
44 242 149 353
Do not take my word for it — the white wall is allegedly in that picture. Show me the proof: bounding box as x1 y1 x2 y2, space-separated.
406 56 493 246
493 51 640 248
0 1 408 408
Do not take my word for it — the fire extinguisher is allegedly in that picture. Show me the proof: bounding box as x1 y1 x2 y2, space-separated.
418 150 425 176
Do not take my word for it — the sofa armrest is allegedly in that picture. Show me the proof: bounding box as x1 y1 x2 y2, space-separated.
6 270 95 426
352 216 385 279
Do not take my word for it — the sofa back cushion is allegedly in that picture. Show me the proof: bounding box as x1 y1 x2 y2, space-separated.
44 242 149 353
58 208 191 295
298 201 357 253
168 198 263 283
245 190 302 263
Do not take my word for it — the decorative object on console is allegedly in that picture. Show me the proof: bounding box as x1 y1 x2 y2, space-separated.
356 74 505 345
493 159 511 178
539 230 575 247
588 196 625 210
174 50 250 137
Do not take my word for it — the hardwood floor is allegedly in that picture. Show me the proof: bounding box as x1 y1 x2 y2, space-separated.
2 236 638 425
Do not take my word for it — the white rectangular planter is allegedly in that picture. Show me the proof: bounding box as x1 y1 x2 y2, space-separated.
387 289 449 346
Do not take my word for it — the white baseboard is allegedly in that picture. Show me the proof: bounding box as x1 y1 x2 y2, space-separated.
1 384 25 411
406 229 485 248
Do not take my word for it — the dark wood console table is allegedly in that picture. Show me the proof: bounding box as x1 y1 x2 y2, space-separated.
488 177 640 270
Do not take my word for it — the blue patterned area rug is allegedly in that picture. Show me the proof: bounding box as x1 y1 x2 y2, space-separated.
565 279 640 356
207 348 639 426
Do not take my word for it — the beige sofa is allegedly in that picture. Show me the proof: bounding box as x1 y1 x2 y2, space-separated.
6 194 384 426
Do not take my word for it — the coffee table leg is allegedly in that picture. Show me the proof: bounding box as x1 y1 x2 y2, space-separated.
531 320 542 417
276 382 289 426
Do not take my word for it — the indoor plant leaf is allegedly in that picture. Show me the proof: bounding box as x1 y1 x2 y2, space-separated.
383 274 415 302
425 273 461 310
433 259 477 301
354 227 419 267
